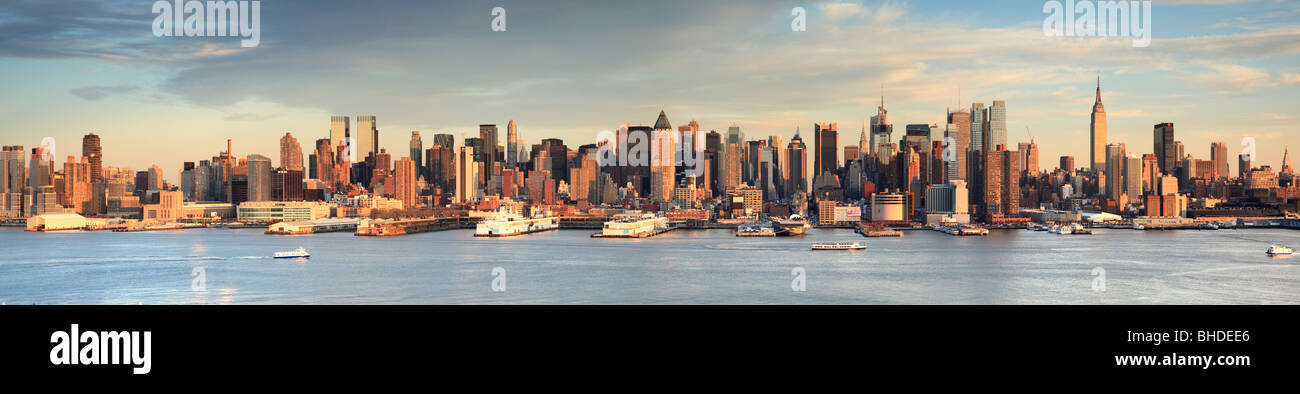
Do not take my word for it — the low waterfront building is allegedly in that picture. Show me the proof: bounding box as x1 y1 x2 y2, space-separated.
26 213 87 231
266 218 361 235
236 201 331 222
601 214 669 237
1024 209 1082 223
181 203 235 220
665 209 709 221
924 213 971 226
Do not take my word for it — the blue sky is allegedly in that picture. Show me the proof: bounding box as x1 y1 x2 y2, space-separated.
1 0 1297 183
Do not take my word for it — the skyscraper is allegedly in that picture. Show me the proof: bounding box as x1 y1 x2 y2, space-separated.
1090 77 1107 172
970 103 986 153
506 120 518 169
394 157 418 208
269 168 303 201
1060 156 1075 172
858 126 868 163
356 115 378 163
724 141 742 192
787 131 807 197
314 138 334 186
329 116 350 159
409 131 423 174
61 156 91 213
0 146 25 217
456 146 478 204
280 132 303 171
870 90 892 162
247 155 272 202
1124 154 1142 205
433 133 454 150
82 133 102 182
987 100 1007 151
650 111 675 202
425 144 452 191
479 124 498 187
1154 122 1176 174
1238 153 1251 179
1018 141 1039 175
1283 147 1293 175
1106 143 1126 201
946 110 971 180
982 145 1019 221
1210 142 1228 180
813 122 838 177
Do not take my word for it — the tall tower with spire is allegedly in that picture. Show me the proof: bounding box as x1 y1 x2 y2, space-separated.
870 84 891 162
858 123 868 163
506 120 518 170
1283 146 1293 175
1090 74 1108 173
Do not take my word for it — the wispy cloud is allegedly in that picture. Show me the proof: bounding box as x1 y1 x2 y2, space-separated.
68 84 137 100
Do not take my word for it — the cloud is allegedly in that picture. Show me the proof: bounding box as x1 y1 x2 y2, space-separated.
1283 72 1300 86
1186 63 1278 93
223 112 281 122
68 84 138 100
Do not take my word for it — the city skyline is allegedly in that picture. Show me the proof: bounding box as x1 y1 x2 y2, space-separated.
1 0 1298 183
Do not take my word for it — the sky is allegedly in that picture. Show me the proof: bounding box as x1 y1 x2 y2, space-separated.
1 0 1297 184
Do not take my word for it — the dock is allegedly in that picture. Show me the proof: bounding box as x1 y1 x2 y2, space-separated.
112 223 208 232
355 217 460 236
266 218 361 235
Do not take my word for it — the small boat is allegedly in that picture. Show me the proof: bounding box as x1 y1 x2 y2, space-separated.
811 242 867 251
1266 245 1293 256
274 247 310 259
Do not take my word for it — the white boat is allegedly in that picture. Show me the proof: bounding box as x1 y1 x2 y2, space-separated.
475 213 560 237
274 247 310 259
1266 245 1293 256
811 242 867 251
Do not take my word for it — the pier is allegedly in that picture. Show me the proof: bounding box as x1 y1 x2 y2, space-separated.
266 218 361 235
112 223 208 232
592 225 675 238
355 217 460 236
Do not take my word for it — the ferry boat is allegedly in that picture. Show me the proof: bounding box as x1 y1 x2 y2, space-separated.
1070 224 1093 235
775 215 812 236
1266 245 1294 256
273 247 310 259
811 242 867 251
475 213 560 237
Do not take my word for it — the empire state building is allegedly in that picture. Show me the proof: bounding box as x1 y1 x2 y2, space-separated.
1090 76 1107 173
